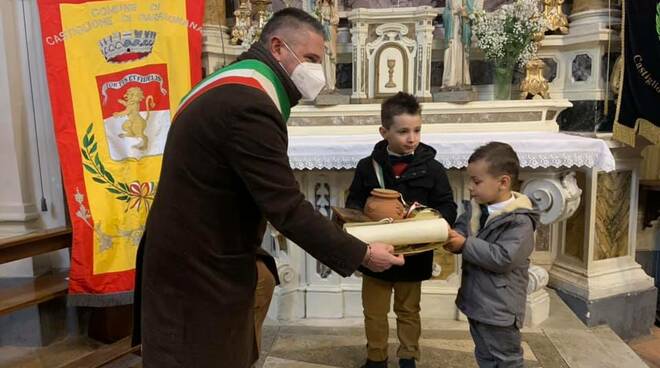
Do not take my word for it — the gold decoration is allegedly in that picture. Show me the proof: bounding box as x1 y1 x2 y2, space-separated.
251 0 272 42
230 0 252 45
614 119 660 147
520 58 550 99
520 28 550 99
385 59 397 88
114 87 154 151
595 171 631 260
543 0 569 34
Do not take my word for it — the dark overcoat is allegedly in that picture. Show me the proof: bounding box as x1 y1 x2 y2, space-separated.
132 44 367 368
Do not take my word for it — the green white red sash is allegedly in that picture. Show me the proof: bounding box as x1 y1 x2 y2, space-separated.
176 59 291 121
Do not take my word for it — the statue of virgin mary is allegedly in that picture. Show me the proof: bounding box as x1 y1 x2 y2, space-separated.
441 0 482 89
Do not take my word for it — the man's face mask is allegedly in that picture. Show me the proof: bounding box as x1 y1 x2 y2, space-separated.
281 40 326 100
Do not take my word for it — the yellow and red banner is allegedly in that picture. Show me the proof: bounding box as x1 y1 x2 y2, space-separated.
38 0 203 306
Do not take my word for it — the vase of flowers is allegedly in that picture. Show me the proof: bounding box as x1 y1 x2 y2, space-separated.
470 0 547 100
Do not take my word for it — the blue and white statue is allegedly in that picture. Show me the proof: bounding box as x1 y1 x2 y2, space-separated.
442 0 482 89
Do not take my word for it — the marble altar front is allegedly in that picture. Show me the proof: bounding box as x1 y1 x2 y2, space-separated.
260 99 637 327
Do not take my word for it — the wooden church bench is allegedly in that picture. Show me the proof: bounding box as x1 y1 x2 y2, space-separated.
0 227 71 316
56 336 141 368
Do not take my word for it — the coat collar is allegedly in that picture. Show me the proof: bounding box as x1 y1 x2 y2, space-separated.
468 192 538 235
371 140 437 167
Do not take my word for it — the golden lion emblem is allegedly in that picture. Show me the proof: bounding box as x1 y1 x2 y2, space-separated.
113 87 155 150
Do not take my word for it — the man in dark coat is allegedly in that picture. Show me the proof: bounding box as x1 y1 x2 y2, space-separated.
132 8 404 368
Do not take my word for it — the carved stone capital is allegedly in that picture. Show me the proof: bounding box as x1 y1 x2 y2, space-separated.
522 171 582 224
527 264 549 294
277 262 297 287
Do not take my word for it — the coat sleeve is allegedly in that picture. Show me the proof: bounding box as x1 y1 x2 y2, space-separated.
453 207 469 237
222 89 367 277
461 215 535 274
345 159 370 210
427 164 457 225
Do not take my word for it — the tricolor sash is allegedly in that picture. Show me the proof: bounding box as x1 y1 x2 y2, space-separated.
176 59 291 121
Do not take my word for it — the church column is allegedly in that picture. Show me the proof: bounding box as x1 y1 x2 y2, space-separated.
548 146 656 340
413 8 435 101
0 1 70 347
349 16 368 101
0 1 40 238
203 0 233 75
568 0 621 36
0 0 67 275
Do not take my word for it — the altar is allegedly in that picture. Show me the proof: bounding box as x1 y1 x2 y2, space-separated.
262 100 651 330
201 0 656 339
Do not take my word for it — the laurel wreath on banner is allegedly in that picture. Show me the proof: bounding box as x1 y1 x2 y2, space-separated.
80 123 157 212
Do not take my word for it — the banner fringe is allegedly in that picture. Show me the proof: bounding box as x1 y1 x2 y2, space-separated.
68 291 134 307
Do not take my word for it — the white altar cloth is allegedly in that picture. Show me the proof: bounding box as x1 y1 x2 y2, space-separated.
288 131 615 172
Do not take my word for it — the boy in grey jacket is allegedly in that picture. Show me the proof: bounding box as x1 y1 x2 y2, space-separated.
444 142 539 368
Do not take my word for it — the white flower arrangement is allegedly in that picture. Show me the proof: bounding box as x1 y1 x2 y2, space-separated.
470 0 547 68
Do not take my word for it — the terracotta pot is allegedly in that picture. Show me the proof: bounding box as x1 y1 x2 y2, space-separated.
364 188 405 221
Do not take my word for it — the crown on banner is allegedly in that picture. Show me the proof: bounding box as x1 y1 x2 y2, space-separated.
99 30 156 63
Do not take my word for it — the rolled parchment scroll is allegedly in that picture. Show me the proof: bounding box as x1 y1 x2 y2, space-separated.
344 217 450 254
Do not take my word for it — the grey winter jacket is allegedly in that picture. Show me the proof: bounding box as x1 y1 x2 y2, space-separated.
454 192 539 328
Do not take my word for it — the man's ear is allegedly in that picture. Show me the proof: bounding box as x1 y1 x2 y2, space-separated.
270 36 285 62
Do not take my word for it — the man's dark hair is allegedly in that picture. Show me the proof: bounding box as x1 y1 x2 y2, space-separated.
259 8 325 46
468 142 520 186
380 92 422 129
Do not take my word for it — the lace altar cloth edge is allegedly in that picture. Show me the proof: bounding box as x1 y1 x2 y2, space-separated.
287 132 616 172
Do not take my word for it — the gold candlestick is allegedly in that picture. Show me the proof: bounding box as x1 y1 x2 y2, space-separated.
520 2 552 99
520 58 550 99
543 0 569 34
251 0 272 42
230 0 252 45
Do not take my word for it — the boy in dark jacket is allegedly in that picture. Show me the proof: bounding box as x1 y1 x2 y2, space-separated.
346 92 457 368
444 142 539 368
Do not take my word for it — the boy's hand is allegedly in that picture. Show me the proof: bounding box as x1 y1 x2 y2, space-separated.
363 242 405 272
443 229 466 254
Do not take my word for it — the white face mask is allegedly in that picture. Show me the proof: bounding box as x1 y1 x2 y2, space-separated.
282 41 326 100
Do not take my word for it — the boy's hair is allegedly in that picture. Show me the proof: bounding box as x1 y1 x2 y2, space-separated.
259 8 325 46
380 92 421 129
468 142 520 186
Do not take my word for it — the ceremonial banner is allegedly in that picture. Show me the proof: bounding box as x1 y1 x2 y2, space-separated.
38 0 203 306
614 0 660 146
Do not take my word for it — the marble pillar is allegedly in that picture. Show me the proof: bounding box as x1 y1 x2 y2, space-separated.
571 0 615 14
0 1 39 236
550 150 656 340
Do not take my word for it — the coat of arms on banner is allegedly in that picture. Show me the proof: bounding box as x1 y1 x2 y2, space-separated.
96 64 170 161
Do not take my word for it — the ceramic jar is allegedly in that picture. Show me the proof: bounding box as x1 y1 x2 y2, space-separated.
363 188 405 221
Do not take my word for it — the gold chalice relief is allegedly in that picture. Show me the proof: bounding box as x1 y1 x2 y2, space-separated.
113 86 154 151
385 59 397 88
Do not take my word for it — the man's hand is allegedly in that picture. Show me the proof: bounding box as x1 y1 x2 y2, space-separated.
443 229 466 254
362 242 405 272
